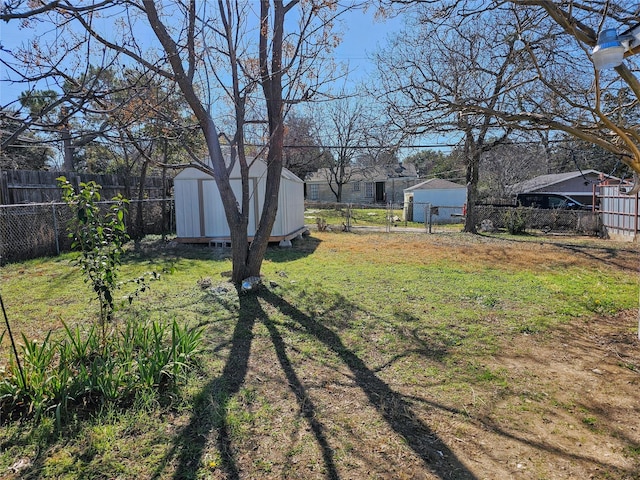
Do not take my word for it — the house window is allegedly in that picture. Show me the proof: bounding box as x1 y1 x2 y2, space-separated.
365 182 374 198
309 184 319 200
352 181 361 192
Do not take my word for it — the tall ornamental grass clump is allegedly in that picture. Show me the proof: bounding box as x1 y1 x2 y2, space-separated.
0 318 203 424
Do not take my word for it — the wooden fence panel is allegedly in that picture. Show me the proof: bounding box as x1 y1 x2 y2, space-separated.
0 169 169 205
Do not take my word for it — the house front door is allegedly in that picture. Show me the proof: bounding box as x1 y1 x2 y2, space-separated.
375 182 385 203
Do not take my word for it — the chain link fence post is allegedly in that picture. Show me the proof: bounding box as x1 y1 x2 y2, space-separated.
52 203 60 255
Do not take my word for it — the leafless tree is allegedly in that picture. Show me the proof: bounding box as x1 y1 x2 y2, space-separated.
2 1 351 282
0 110 52 169
479 142 548 202
72 67 204 237
282 112 328 180
314 97 373 202
373 6 533 231
502 1 640 181
4 57 196 175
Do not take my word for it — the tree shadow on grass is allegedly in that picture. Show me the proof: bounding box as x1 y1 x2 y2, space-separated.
257 288 477 480
125 234 321 266
158 284 341 480
149 287 258 480
264 234 322 263
154 282 475 480
261 314 340 479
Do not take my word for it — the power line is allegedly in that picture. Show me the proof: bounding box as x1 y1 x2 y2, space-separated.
281 138 590 150
3 137 617 152
280 143 458 149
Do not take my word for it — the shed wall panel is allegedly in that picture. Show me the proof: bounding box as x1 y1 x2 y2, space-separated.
174 162 305 241
411 189 467 223
174 179 201 237
202 179 230 237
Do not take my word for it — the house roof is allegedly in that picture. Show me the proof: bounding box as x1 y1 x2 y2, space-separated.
508 169 616 194
404 178 466 191
305 163 418 182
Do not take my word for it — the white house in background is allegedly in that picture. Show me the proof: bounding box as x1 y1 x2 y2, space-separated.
403 178 467 223
173 158 307 245
305 163 419 204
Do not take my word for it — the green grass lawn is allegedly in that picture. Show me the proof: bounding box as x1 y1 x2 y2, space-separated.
0 231 638 479
304 205 428 229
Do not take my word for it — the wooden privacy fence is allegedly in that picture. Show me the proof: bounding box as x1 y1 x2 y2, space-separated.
0 199 175 265
0 170 169 205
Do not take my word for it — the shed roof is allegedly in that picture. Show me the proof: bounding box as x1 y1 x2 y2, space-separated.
404 178 465 191
175 157 302 183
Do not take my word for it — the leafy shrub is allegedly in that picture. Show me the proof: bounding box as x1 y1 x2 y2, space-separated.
57 178 129 331
0 179 182 427
57 178 159 341
504 207 528 234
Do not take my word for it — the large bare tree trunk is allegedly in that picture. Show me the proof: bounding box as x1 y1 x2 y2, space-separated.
462 130 476 234
463 153 480 234
144 3 257 283
241 0 288 280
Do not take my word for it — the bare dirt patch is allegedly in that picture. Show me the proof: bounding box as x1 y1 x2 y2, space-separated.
461 310 640 479
190 310 640 480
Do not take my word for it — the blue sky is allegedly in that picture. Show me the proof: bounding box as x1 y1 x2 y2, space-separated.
0 7 405 107
0 7 452 156
334 8 405 84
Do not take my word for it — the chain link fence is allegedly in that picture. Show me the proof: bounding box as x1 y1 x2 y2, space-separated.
0 199 175 265
305 202 407 231
1 200 600 265
306 202 600 235
474 205 601 235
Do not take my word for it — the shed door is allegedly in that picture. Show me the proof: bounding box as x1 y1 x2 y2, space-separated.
175 179 202 238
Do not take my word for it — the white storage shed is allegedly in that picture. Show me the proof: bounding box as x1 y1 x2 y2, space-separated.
174 158 307 244
403 178 467 223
